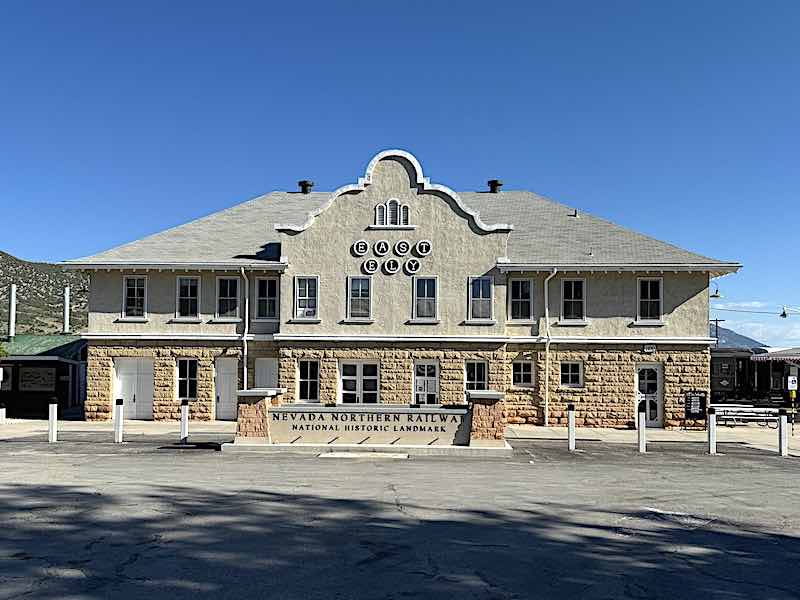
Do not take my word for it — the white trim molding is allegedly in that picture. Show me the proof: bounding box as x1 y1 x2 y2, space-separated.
497 262 742 276
270 333 717 345
274 149 514 234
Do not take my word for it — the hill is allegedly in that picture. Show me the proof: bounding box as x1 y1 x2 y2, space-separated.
710 324 767 349
0 251 88 335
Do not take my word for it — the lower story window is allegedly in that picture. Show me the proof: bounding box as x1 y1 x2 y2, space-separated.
560 361 583 388
178 359 198 399
340 362 379 404
298 360 319 403
465 361 488 391
513 360 535 388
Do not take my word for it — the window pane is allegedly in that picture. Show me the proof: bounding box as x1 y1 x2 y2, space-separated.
363 363 378 377
342 364 357 377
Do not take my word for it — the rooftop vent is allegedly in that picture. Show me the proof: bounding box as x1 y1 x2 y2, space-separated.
487 179 503 193
298 180 314 194
569 208 579 218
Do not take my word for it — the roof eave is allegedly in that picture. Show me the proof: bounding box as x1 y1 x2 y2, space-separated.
62 261 288 271
496 262 742 276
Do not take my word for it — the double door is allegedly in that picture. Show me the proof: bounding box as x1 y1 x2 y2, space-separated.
114 358 154 420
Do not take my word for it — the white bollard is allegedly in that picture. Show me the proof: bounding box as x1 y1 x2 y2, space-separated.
0 405 6 425
180 399 189 444
707 407 717 455
779 409 789 457
114 399 124 444
638 407 647 453
567 403 576 451
48 402 58 443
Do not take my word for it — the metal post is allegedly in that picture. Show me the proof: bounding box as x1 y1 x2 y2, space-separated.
638 406 647 453
567 403 576 451
779 409 789 457
114 398 124 444
707 407 717 455
180 399 189 444
63 286 70 334
48 402 58 443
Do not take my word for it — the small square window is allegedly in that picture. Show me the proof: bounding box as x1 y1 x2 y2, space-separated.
560 362 583 388
513 361 535 388
466 361 488 391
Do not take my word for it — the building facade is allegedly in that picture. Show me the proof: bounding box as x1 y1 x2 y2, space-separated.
66 150 740 428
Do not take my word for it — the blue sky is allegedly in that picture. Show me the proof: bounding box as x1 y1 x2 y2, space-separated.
1 1 798 345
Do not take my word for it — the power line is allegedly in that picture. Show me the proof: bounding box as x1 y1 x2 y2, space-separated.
710 307 781 315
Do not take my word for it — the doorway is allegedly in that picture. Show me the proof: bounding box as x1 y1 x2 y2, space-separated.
113 358 154 420
636 364 664 428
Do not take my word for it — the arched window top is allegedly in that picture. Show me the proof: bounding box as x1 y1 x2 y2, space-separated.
374 198 411 227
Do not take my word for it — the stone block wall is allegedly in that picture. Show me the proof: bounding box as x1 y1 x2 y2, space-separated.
236 396 268 439
470 398 506 440
85 341 241 421
278 343 509 406
538 345 710 429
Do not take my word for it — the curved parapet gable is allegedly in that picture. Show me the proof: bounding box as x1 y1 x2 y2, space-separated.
274 149 514 234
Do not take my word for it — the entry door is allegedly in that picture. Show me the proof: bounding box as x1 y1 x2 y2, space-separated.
215 358 239 421
255 358 278 388
114 358 154 420
636 364 663 427
340 362 379 404
414 361 439 405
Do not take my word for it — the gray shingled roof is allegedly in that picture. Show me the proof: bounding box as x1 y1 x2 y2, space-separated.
65 190 738 269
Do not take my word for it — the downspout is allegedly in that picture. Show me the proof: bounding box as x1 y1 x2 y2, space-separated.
543 268 558 426
240 268 250 390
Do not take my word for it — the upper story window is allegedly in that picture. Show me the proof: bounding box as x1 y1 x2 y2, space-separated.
176 276 200 319
374 198 410 227
468 277 493 321
638 278 663 322
465 361 488 391
295 276 319 320
216 277 239 319
347 276 372 320
509 279 534 321
256 277 279 320
413 277 438 320
561 279 586 322
123 276 147 319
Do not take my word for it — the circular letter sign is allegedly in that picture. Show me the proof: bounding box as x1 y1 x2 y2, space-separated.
415 240 432 257
383 258 400 274
404 258 421 275
352 239 369 257
362 259 379 274
394 240 411 256
374 240 390 256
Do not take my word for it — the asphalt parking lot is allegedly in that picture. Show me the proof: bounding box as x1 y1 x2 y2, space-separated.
1 432 800 600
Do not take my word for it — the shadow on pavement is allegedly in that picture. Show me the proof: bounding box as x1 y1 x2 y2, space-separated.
1 482 799 599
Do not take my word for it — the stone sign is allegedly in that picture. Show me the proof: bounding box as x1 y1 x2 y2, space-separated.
269 405 470 446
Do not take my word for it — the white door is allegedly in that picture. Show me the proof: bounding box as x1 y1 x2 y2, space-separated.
215 358 239 421
414 361 439 405
340 362 379 404
636 364 663 428
114 358 154 420
255 358 278 388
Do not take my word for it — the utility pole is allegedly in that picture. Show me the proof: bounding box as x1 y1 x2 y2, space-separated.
710 318 726 339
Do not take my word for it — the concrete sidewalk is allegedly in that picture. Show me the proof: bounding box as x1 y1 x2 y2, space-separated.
507 423 799 456
0 418 237 440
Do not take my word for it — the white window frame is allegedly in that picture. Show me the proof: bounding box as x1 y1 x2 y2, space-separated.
346 275 373 321
122 275 148 320
411 276 439 322
338 360 381 404
560 361 584 388
297 359 320 404
369 198 415 230
512 360 535 389
413 360 440 405
254 276 280 322
174 276 201 320
467 276 494 322
636 277 664 324
508 278 535 322
294 275 320 321
465 360 489 391
215 276 240 321
560 278 587 324
177 358 198 400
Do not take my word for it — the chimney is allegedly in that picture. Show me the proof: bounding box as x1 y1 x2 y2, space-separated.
487 179 503 193
63 286 70 334
298 180 314 194
7 283 16 339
